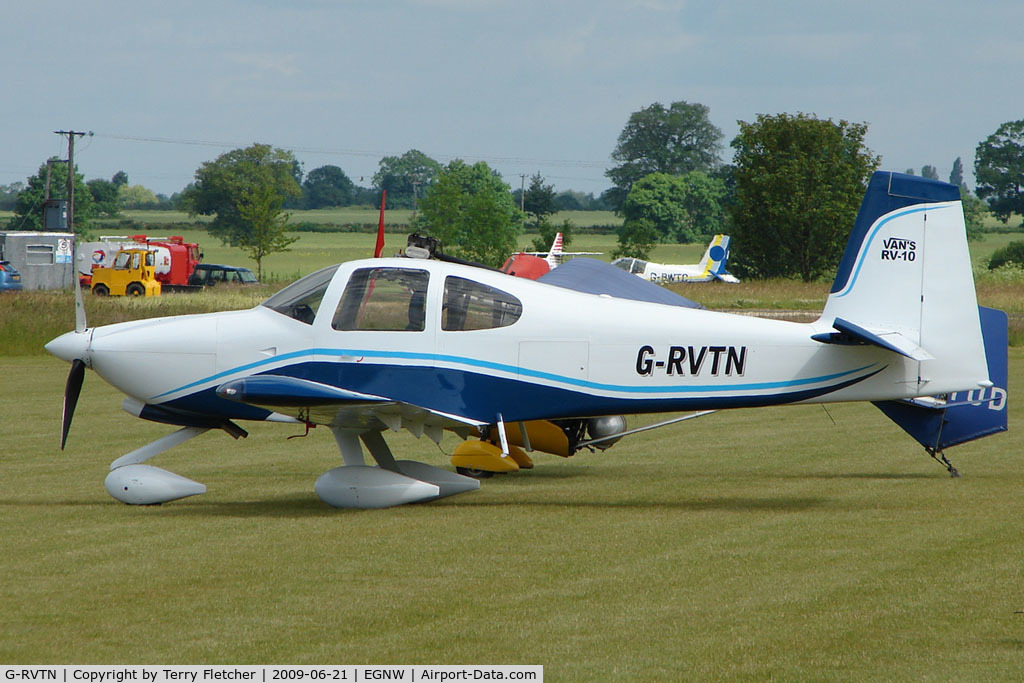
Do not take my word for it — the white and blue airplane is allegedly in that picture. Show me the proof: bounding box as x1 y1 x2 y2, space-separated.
46 172 1007 509
611 234 740 283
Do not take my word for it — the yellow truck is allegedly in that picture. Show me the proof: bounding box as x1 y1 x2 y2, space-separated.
90 248 162 296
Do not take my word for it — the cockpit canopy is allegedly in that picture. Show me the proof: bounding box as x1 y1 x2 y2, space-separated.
261 264 522 331
611 257 647 275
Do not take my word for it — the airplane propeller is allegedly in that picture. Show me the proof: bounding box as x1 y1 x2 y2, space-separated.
61 358 86 449
46 270 92 450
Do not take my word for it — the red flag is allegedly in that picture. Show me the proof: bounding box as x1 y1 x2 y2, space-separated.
374 190 387 257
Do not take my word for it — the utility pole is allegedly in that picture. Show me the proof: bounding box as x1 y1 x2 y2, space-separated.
519 174 526 212
54 130 89 232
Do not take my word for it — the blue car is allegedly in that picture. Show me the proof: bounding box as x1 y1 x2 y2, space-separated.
0 260 22 291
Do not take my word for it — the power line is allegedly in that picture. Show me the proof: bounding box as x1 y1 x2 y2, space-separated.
91 131 611 171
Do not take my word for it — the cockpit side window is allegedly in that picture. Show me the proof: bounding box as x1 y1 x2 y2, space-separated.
333 267 430 332
442 276 522 331
261 265 340 325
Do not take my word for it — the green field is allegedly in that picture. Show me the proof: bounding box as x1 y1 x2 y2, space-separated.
3 209 1024 674
1 354 1022 677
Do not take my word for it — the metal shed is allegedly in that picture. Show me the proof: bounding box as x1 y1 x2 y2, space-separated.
0 231 76 290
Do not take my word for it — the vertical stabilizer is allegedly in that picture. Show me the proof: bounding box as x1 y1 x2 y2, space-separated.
545 232 564 270
701 234 739 283
819 171 989 395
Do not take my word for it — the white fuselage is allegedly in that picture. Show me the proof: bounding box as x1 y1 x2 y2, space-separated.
64 257 978 427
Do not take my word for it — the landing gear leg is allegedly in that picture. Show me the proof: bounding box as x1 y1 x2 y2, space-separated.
927 448 960 478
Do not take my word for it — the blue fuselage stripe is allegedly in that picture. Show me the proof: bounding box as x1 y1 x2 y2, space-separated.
162 361 884 425
153 347 878 400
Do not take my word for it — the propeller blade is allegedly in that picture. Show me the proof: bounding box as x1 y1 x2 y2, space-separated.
61 358 86 450
74 267 87 333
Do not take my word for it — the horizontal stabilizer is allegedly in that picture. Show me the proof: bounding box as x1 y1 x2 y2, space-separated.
714 271 740 284
873 307 1008 452
216 375 388 406
812 317 933 361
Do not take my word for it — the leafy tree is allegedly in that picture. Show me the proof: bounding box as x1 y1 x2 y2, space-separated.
236 183 298 280
921 165 939 180
529 216 575 252
373 149 442 209
119 184 161 208
414 160 523 267
0 182 25 211
179 143 301 266
9 158 94 233
729 113 880 281
87 178 121 217
303 165 355 208
975 120 1024 225
605 100 723 211
962 191 989 240
950 157 965 188
523 173 557 228
612 218 659 259
553 191 584 211
988 240 1024 270
111 170 129 188
615 171 726 258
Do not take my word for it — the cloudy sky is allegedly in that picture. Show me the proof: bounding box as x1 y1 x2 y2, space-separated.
2 0 1022 198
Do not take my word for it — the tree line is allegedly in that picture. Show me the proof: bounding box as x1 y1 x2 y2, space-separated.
8 106 1024 280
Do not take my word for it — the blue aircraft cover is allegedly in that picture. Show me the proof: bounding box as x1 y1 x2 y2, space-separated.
537 258 703 309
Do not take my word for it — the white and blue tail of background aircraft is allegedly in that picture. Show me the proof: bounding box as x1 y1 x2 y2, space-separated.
611 234 740 283
46 171 1007 508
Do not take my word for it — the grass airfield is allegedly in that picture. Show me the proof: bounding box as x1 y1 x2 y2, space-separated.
2 354 1023 677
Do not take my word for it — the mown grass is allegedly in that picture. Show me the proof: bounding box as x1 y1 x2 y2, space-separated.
1 355 1022 676
3 219 1023 674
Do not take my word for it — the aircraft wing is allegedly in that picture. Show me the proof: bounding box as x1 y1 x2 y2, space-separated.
215 374 485 440
520 251 603 257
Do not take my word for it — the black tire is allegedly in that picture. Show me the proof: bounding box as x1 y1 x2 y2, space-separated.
456 466 494 479
92 284 109 296
126 283 145 296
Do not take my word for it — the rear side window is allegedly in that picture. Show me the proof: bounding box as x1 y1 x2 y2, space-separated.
333 267 430 332
442 276 522 331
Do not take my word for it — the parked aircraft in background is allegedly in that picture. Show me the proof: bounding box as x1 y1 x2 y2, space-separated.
501 232 600 279
612 234 740 283
46 173 1006 509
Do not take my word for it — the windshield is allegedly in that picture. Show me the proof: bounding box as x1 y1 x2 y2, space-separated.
261 265 340 324
238 269 258 283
